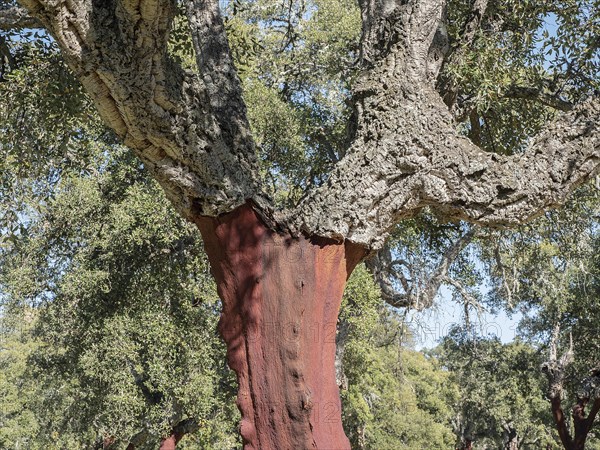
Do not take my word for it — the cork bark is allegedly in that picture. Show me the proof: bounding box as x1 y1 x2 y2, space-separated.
15 0 599 249
290 0 599 247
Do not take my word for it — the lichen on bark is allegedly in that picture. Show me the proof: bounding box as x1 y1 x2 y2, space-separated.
16 0 600 248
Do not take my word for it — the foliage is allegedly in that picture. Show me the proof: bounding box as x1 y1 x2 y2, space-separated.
225 0 361 205
0 309 40 449
437 330 556 449
0 148 240 448
339 266 458 449
445 0 599 154
475 183 600 448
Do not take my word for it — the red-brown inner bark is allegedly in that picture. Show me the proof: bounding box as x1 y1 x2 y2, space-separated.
194 203 365 450
159 433 181 450
550 395 600 450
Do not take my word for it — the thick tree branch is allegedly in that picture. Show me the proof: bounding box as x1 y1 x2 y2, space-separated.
0 3 41 30
293 0 599 249
550 396 573 450
17 0 600 251
186 0 255 160
504 85 574 112
18 0 261 218
587 397 600 432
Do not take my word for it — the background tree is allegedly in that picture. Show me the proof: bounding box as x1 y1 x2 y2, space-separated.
437 330 556 450
0 147 241 449
479 185 600 450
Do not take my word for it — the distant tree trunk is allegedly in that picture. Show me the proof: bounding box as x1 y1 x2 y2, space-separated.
456 425 474 450
159 433 181 450
357 423 367 449
100 436 115 449
544 335 600 450
502 423 519 450
158 418 199 450
461 440 473 450
195 203 365 449
570 397 600 450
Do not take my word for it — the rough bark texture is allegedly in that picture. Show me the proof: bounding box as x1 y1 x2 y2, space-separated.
194 203 365 449
542 326 575 449
7 0 600 447
291 0 600 248
186 0 254 159
17 0 260 219
14 0 600 249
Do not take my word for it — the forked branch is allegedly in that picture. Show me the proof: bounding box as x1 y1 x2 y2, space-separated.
13 0 600 249
293 0 599 248
366 228 475 309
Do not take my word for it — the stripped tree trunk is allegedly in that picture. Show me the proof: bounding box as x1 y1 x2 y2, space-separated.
159 434 181 450
195 203 364 449
543 327 600 450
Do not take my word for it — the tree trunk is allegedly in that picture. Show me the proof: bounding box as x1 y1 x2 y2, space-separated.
155 418 199 450
159 433 182 450
504 433 519 450
194 203 365 449
457 438 473 450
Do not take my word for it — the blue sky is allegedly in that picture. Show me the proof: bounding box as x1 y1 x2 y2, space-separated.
410 286 522 350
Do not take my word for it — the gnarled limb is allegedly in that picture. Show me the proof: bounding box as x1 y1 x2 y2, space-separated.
572 371 600 450
18 0 261 218
366 228 475 309
17 0 600 251
293 0 599 249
